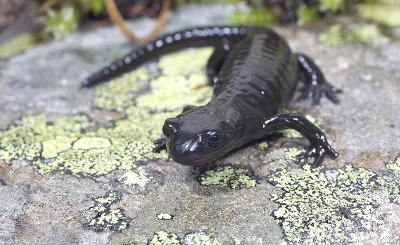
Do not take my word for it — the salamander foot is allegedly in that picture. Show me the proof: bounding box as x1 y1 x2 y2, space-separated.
299 82 342 105
297 139 339 166
296 53 342 105
153 138 167 153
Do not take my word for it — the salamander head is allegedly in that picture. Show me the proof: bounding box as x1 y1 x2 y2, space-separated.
162 106 242 166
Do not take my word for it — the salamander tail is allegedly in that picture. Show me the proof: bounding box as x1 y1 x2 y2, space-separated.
80 26 249 87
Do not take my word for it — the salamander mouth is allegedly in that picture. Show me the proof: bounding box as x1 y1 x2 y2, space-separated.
166 138 228 166
173 153 222 166
166 131 233 166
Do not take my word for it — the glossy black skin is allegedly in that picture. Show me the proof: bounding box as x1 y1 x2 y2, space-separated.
82 26 341 167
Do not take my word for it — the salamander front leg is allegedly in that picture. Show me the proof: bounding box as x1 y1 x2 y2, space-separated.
153 138 167 153
262 113 338 166
296 53 342 105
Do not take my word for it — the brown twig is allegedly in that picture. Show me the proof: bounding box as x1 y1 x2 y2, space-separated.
104 0 171 43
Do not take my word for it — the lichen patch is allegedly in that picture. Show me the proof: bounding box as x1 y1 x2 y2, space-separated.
88 192 130 231
119 166 151 189
93 67 149 112
41 136 75 158
72 137 112 150
148 231 223 245
284 148 304 162
158 48 213 76
0 48 214 178
157 213 174 220
258 141 269 150
269 157 400 244
183 232 222 245
149 231 180 245
199 165 257 189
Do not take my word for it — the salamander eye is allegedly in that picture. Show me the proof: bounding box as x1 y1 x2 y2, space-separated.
163 118 179 137
204 132 223 149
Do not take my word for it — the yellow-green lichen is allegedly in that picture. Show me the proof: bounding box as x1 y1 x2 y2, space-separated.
231 237 243 245
120 166 150 188
0 48 214 177
41 136 76 158
34 98 170 177
383 156 400 202
386 156 400 178
88 192 130 231
0 114 92 163
93 67 149 112
148 231 223 245
270 164 390 244
149 231 180 245
318 24 386 47
284 148 304 162
258 141 269 151
158 48 213 77
72 136 112 150
136 73 212 112
157 213 173 220
199 165 257 189
183 232 222 245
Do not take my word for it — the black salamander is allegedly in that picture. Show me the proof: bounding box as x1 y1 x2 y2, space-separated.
82 26 341 166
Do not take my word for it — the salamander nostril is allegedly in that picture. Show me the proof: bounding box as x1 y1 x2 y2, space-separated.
163 119 179 137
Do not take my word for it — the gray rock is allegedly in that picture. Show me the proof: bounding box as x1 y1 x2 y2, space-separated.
1 3 400 245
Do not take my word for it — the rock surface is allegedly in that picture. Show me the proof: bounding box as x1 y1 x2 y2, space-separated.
0 4 400 245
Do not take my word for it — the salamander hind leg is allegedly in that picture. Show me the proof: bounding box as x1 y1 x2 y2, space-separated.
262 113 338 166
206 41 231 86
296 53 342 105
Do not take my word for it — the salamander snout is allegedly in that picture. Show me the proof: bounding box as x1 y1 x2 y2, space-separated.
161 109 238 166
